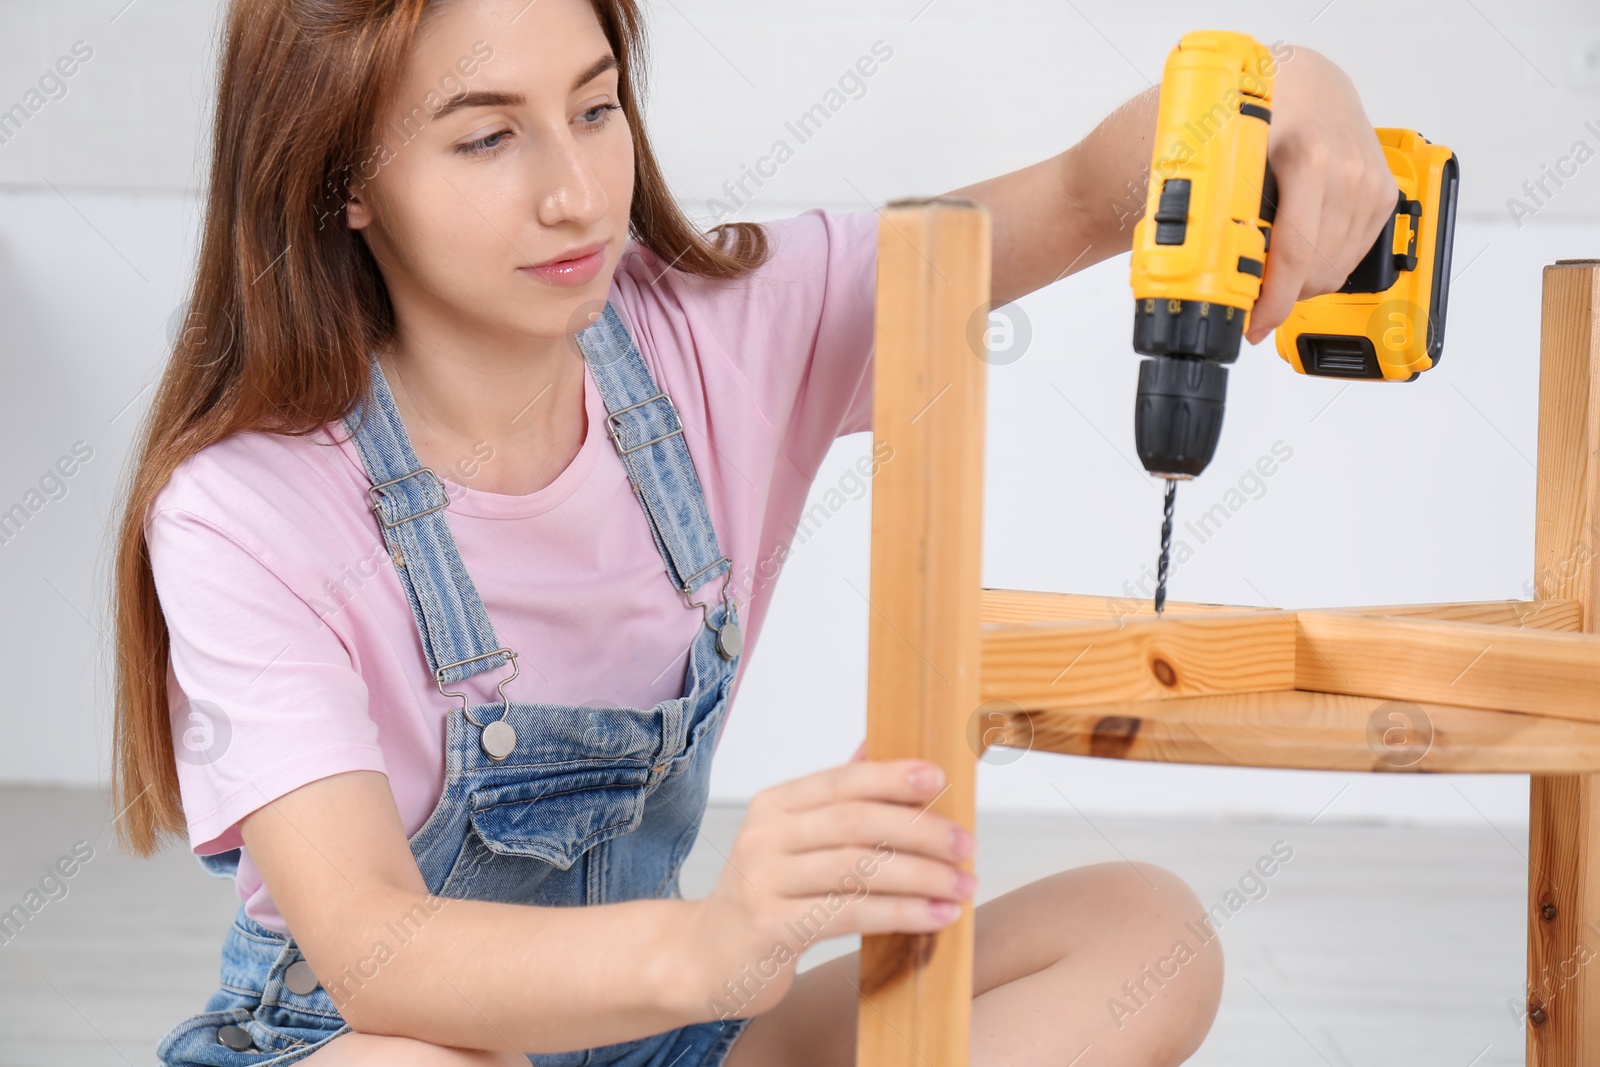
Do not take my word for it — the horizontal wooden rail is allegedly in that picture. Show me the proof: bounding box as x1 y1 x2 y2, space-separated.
980 587 1581 630
1295 612 1600 725
980 587 1274 623
979 612 1296 710
987 690 1600 773
1324 599 1581 629
979 607 1600 726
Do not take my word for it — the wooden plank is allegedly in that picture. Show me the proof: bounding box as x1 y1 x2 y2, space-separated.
980 587 1275 623
979 612 1297 713
1319 598 1582 630
1529 260 1600 1066
1293 612 1600 724
980 586 1580 629
857 198 987 1067
996 689 1600 773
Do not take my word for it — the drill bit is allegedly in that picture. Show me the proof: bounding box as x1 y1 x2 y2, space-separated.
1154 478 1176 616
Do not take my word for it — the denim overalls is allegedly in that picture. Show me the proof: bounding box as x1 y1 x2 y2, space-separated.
155 302 752 1066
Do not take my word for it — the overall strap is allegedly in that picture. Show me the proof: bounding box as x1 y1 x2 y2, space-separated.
342 357 510 688
575 302 736 620
340 299 742 695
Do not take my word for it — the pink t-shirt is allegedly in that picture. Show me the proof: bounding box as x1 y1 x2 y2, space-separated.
146 207 878 934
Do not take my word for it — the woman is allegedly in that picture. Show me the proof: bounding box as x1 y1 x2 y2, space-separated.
109 0 1398 1063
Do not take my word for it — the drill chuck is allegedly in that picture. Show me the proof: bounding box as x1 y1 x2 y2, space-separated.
1134 355 1229 480
1131 292 1247 479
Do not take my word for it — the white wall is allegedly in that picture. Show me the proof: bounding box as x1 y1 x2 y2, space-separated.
3 0 1599 827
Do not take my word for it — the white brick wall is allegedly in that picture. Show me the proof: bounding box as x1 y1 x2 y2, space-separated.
3 0 1598 825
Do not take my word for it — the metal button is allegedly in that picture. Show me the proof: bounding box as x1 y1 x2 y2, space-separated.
481 719 517 761
284 958 320 995
716 620 742 659
217 1024 254 1051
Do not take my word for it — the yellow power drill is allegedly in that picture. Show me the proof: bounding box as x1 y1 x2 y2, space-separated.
1129 29 1459 614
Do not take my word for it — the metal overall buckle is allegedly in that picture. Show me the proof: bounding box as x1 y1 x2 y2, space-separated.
680 556 742 660
436 647 521 762
605 391 684 456
366 467 450 529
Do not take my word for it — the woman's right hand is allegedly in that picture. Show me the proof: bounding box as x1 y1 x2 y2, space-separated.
674 749 977 1021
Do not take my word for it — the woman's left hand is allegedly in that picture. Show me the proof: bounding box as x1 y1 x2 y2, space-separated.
1245 45 1401 345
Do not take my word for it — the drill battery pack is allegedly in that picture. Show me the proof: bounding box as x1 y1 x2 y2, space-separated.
1275 128 1459 382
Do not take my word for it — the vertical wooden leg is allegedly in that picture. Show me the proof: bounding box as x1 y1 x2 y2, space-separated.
857 198 989 1067
1528 260 1600 1066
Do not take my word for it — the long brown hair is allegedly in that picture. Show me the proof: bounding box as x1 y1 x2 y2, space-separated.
109 0 769 857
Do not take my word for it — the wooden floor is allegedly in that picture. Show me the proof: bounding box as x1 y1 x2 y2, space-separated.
0 786 1527 1066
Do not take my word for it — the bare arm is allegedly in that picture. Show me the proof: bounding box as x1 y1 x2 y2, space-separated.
941 84 1160 309
940 45 1398 343
240 770 702 1053
243 756 969 1053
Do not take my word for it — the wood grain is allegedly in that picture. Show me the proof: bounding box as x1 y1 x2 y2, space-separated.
1294 611 1600 724
989 689 1600 773
979 587 1276 623
980 586 1581 629
857 199 987 1067
1325 598 1582 629
979 612 1297 712
1529 261 1600 1067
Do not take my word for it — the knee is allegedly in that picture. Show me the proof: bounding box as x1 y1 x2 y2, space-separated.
1134 861 1212 936
1067 860 1207 930
1074 862 1225 1060
1129 863 1225 1061
1113 861 1223 974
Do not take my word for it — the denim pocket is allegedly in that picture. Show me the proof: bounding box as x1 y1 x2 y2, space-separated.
468 763 651 869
